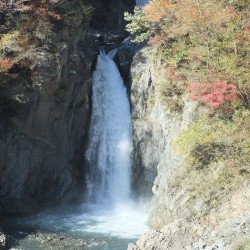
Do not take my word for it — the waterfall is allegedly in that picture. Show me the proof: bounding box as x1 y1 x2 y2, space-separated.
85 49 132 206
7 50 148 246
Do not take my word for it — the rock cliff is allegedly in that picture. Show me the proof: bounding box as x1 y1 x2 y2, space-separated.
129 48 250 250
130 48 197 197
0 0 135 215
0 0 94 215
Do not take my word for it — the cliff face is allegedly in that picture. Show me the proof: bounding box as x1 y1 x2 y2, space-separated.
0 1 94 214
130 48 197 197
129 48 250 250
0 0 135 215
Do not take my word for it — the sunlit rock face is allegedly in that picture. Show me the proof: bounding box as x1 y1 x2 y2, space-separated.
129 47 250 250
130 48 196 199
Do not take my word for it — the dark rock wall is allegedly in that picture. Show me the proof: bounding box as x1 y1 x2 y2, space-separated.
0 0 135 215
0 11 93 215
89 0 135 33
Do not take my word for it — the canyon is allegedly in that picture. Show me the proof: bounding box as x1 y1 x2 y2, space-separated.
0 0 249 249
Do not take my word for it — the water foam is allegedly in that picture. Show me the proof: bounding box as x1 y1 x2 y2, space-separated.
83 49 149 238
85 50 132 205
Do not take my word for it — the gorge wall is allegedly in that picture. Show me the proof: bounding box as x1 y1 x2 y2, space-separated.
129 48 250 250
0 0 94 215
0 0 135 215
1 1 249 249
130 48 197 198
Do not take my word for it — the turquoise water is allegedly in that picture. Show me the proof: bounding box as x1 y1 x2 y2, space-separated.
7 231 135 250
1 203 148 250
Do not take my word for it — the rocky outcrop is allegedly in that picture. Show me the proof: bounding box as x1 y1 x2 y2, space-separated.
15 232 90 250
129 181 250 250
0 0 135 215
0 1 94 214
130 48 196 197
129 48 250 249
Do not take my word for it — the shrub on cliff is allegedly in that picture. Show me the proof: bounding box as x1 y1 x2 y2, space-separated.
0 59 14 72
186 82 239 108
0 0 60 75
125 0 250 109
171 109 250 222
0 0 93 75
174 108 250 171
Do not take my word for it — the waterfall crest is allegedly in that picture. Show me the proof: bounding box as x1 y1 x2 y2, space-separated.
85 50 133 205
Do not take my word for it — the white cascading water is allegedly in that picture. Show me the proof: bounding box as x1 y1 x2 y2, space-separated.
81 49 148 238
85 49 132 205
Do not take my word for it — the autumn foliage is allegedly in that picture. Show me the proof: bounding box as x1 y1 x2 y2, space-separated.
0 59 14 72
0 0 61 20
138 0 235 45
143 0 176 23
187 82 239 108
0 0 63 74
125 0 250 109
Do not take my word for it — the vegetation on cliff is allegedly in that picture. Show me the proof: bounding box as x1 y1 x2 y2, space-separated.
0 0 93 126
126 0 250 244
125 0 250 107
126 0 250 171
125 0 250 176
0 0 92 74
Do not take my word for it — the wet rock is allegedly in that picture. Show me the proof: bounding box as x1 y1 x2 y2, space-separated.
0 232 6 249
129 47 250 249
27 232 89 250
88 30 127 46
117 38 144 89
